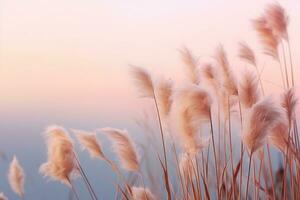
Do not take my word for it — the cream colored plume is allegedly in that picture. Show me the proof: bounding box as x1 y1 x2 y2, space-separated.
242 98 282 154
155 77 173 119
179 47 200 84
73 129 105 159
131 186 157 200
268 120 290 154
239 70 260 109
130 65 154 98
281 88 297 124
101 127 139 171
214 45 238 96
39 125 78 186
170 84 212 154
238 42 256 66
264 3 289 40
252 16 279 60
8 156 25 198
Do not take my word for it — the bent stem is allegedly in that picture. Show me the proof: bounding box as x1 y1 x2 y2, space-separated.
153 93 172 200
245 152 253 200
209 108 220 199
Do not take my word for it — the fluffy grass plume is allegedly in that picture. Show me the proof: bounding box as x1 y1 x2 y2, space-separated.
239 70 260 109
74 129 105 160
101 127 139 172
170 84 211 154
131 65 154 98
39 125 78 186
238 42 257 66
179 47 200 84
131 186 157 200
242 98 282 154
8 156 24 198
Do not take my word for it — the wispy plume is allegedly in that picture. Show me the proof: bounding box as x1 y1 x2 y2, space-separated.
39 125 78 186
268 120 290 155
252 16 279 60
239 70 260 109
201 63 221 93
170 84 212 153
179 47 200 84
8 156 25 198
74 129 105 160
132 186 157 200
130 65 154 98
264 2 289 40
238 42 257 66
101 128 139 172
214 45 238 96
281 88 297 124
242 98 282 154
155 77 173 119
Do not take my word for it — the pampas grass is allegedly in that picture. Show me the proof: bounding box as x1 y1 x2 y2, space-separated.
239 70 260 109
8 156 24 198
242 98 281 154
131 186 157 200
179 47 200 85
39 125 78 186
101 127 139 172
1 2 299 200
74 130 105 160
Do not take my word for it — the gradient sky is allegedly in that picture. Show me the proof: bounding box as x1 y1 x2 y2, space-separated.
0 0 299 199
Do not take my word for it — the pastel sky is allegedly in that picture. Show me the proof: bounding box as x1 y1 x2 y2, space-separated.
1 0 299 121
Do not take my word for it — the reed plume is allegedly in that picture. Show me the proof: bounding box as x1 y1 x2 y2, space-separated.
74 129 105 160
201 63 221 94
101 127 139 172
239 70 260 109
170 84 212 154
179 47 200 84
252 16 279 60
214 45 238 96
155 77 173 120
0 193 8 200
8 156 25 198
131 186 157 200
39 125 78 186
264 3 289 40
238 42 256 66
268 120 290 155
281 88 297 124
131 65 154 98
242 98 282 154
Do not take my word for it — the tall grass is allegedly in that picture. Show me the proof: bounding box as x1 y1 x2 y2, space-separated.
1 2 299 200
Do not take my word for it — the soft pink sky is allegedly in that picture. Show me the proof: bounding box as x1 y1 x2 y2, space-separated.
0 0 299 119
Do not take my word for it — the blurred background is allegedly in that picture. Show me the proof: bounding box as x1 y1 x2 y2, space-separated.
0 0 299 199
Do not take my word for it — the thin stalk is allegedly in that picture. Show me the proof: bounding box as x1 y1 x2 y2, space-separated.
227 96 236 199
278 58 286 89
74 153 98 200
153 94 172 200
287 39 295 87
245 152 253 200
209 109 220 200
266 144 276 200
68 177 80 200
281 40 290 88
